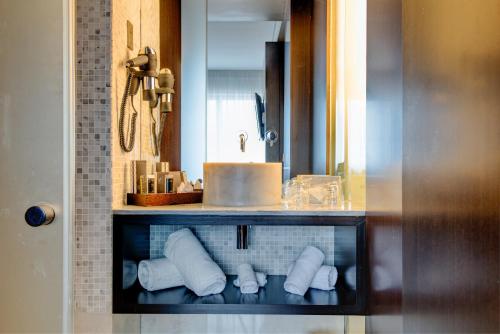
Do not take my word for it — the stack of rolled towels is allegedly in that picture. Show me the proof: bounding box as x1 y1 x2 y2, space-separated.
135 230 335 298
138 228 226 296
284 246 338 296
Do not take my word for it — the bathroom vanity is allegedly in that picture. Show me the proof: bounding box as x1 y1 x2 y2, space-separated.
109 0 368 317
112 205 366 315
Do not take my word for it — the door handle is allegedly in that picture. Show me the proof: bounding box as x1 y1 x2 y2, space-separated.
25 205 55 227
265 129 279 147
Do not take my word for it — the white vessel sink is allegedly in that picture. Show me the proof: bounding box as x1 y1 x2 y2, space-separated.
203 162 282 207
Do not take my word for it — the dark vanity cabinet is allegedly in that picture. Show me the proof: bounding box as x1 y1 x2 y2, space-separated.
112 209 367 315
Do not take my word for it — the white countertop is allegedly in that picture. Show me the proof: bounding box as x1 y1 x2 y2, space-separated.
113 203 365 217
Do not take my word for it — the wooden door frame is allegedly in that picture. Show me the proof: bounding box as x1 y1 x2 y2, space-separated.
159 0 182 170
265 42 285 164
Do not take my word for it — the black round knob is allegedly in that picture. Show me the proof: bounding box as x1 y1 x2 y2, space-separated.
25 205 55 227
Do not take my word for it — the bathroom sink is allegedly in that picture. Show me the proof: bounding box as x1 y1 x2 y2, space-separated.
203 162 282 207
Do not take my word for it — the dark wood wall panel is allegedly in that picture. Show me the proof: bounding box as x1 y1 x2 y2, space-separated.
366 0 403 332
159 0 181 170
265 42 285 163
290 0 313 177
402 0 500 333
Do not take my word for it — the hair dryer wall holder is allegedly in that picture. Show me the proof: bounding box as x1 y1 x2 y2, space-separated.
119 46 175 156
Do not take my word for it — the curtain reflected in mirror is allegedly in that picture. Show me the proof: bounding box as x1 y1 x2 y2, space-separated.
207 70 266 162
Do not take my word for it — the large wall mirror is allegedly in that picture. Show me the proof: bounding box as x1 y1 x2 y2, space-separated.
175 0 329 181
207 0 290 167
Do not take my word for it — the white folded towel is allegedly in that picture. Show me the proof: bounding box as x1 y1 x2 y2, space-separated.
138 258 184 291
236 264 259 294
284 246 325 296
164 228 226 296
287 263 338 290
123 260 137 289
233 272 267 288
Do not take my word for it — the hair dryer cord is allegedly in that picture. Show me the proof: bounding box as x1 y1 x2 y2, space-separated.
150 106 159 157
158 112 167 156
119 72 138 152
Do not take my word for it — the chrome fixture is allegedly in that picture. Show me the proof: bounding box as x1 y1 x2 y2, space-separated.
237 225 249 249
238 131 248 153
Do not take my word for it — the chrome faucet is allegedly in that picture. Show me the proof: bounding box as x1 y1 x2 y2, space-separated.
238 131 248 153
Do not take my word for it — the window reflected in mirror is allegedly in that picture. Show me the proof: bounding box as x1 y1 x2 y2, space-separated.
207 0 290 164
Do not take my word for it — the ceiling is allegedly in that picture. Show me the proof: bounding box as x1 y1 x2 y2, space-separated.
207 0 288 70
208 21 281 70
208 0 289 22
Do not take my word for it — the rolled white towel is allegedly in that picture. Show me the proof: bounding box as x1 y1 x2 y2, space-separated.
236 264 259 294
287 263 338 290
233 272 268 288
123 260 138 289
138 258 184 291
239 293 258 304
284 246 325 296
191 294 225 304
345 266 356 289
164 228 226 296
285 293 310 305
309 289 339 305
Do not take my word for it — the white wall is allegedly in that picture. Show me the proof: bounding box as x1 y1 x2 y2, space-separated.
181 0 207 180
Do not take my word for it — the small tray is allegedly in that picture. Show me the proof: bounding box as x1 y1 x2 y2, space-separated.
127 191 203 207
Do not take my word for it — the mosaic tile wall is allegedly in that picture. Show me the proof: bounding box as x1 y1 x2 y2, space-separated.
75 0 113 313
73 0 159 313
75 0 160 314
150 226 336 275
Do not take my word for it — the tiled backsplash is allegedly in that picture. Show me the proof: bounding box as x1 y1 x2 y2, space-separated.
150 226 336 275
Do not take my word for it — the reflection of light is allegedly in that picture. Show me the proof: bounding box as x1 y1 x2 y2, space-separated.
348 100 366 173
331 0 366 205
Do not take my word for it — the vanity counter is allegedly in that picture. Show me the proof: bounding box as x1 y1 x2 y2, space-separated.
113 203 365 217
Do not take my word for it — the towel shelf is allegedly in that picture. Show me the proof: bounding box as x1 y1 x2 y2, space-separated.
113 212 367 315
115 275 361 315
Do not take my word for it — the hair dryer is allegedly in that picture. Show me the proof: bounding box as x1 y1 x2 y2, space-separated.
156 68 175 113
119 46 175 156
119 47 159 153
126 46 158 104
152 68 176 156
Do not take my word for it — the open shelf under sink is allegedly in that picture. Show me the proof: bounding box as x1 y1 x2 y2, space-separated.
112 212 366 315
115 275 362 315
